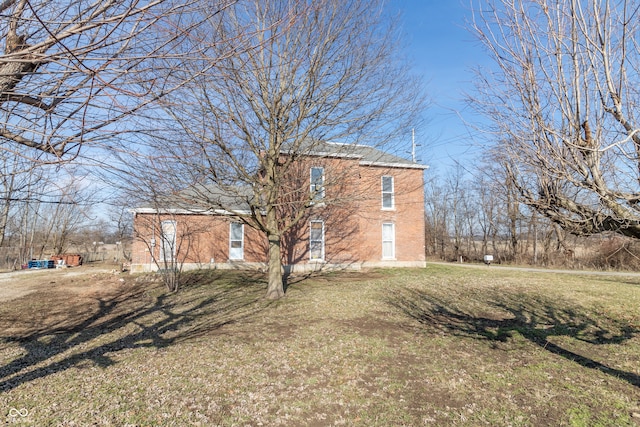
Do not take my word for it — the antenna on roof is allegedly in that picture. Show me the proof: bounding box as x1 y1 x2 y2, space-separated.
410 128 421 163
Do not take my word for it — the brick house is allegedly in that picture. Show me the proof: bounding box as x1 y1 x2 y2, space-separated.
130 142 428 273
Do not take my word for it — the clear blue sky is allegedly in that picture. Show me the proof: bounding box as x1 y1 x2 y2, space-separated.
394 0 491 174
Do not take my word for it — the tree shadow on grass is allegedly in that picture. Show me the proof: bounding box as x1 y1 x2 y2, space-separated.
0 270 269 392
388 287 640 387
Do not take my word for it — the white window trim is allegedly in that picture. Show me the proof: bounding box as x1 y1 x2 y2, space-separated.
229 222 244 260
382 222 395 260
309 220 325 261
382 175 395 210
310 166 325 203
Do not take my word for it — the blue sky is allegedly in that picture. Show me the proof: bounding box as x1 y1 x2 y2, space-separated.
393 0 491 174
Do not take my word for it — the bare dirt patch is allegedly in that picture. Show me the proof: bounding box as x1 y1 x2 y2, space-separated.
0 265 118 302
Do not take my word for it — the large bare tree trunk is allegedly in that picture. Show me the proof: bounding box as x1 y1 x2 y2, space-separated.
266 233 284 299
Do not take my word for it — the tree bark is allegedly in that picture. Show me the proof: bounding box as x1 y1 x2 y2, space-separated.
265 233 284 299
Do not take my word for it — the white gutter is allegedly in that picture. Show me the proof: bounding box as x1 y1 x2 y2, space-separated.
358 161 430 170
129 207 252 216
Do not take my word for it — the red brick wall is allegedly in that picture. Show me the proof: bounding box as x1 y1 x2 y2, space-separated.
279 156 362 266
356 165 426 263
131 213 267 268
131 158 426 270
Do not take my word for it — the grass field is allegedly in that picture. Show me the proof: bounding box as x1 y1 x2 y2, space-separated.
0 264 639 426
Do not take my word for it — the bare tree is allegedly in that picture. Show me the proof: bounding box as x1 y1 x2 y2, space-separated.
469 0 640 239
129 0 425 298
0 0 239 267
0 0 197 160
0 151 34 245
1 167 93 261
474 172 499 259
445 167 469 262
41 178 94 256
424 174 449 259
132 208 200 292
107 205 133 245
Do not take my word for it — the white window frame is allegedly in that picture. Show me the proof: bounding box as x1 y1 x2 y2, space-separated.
309 220 325 261
382 175 394 210
229 222 244 260
310 167 325 203
382 222 395 260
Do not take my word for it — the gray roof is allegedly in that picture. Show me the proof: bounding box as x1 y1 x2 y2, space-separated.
132 184 252 215
291 140 429 169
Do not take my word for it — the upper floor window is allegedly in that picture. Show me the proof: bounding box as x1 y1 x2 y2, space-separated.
229 222 244 260
310 167 325 203
382 175 394 209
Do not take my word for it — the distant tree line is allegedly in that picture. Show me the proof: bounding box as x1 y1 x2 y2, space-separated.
424 161 640 271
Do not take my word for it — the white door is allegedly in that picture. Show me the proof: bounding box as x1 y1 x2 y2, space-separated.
160 220 177 263
229 223 244 260
382 222 395 259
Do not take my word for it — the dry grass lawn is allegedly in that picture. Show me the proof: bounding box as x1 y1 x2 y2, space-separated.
0 264 639 426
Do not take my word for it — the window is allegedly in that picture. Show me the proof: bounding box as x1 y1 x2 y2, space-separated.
382 176 394 209
160 220 177 262
382 222 395 259
229 222 244 260
310 167 325 203
310 220 324 261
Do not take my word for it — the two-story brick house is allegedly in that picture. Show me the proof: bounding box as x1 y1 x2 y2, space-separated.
130 142 427 273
